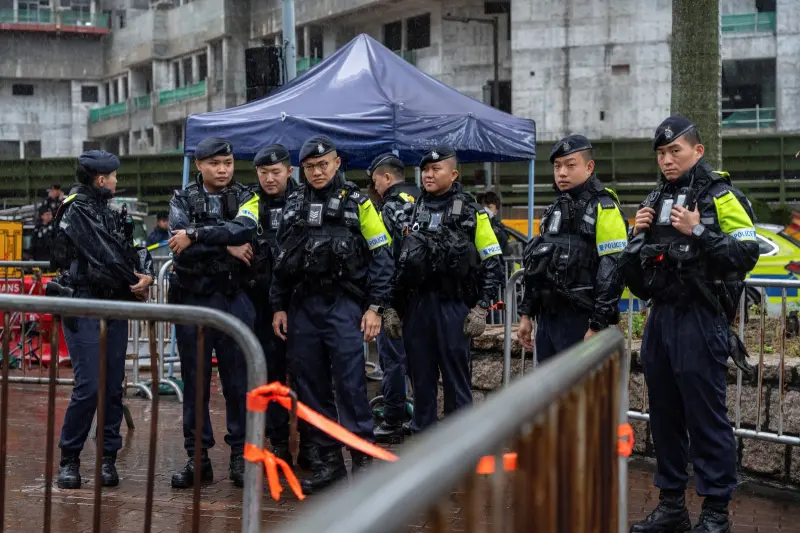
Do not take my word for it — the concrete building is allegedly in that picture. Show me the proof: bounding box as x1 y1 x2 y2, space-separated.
0 0 797 159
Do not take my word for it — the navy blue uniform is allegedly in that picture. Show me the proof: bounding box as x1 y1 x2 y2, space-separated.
393 182 504 432
168 175 259 456
519 175 628 362
375 181 418 426
270 172 394 452
52 176 154 489
246 179 298 447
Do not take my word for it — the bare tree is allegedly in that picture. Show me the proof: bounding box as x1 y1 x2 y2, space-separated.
671 0 721 167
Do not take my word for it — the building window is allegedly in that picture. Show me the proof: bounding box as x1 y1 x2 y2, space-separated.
182 57 193 85
197 52 208 82
406 14 430 51
23 141 41 159
611 64 630 76
118 10 126 29
12 84 34 96
81 85 99 103
173 61 181 88
383 21 402 51
104 82 111 105
83 141 101 152
146 128 154 147
112 81 119 103
0 141 20 160
309 26 323 58
121 76 129 100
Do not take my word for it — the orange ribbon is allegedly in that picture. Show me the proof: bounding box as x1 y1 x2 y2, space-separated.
618 423 635 457
475 452 518 474
244 443 305 501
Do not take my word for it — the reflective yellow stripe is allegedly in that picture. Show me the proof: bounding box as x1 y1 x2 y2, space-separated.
475 212 502 260
714 191 756 241
398 192 415 203
63 193 78 205
712 170 731 178
236 194 260 223
358 198 391 250
603 187 620 204
595 203 628 256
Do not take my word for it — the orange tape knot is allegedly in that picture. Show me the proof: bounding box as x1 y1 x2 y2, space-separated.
244 443 305 501
618 423 634 457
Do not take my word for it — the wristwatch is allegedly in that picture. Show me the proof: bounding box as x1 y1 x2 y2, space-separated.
186 227 198 242
368 304 385 316
691 223 706 238
477 300 491 310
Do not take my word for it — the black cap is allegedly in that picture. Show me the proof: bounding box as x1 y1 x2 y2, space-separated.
548 134 593 163
653 115 696 150
254 144 290 167
420 145 456 169
195 137 233 160
299 135 336 162
78 150 120 174
367 152 404 177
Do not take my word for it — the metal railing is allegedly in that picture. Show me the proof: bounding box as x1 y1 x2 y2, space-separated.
722 106 776 131
296 56 322 74
89 101 128 123
0 8 110 28
274 327 629 533
134 94 153 110
0 294 267 533
158 80 208 106
503 270 800 449
721 12 776 33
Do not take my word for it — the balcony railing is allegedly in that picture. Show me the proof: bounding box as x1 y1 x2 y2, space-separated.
722 106 776 130
134 94 152 110
158 80 207 106
722 12 776 33
89 102 128 123
0 8 110 29
296 57 322 74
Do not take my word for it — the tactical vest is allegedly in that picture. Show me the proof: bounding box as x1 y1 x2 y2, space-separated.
173 180 249 283
249 190 286 292
272 182 368 289
523 180 610 313
628 170 753 311
396 194 480 299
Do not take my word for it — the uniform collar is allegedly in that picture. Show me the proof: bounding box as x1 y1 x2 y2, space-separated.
74 183 113 203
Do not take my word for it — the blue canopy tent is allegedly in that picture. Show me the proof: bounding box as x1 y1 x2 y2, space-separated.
183 33 537 234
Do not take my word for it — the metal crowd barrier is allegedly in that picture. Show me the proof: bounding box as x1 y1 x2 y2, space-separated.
0 294 267 533
502 270 800 448
627 278 800 447
274 328 630 533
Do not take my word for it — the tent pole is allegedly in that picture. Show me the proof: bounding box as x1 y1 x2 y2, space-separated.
283 0 297 82
527 159 535 238
182 156 190 188
414 167 421 189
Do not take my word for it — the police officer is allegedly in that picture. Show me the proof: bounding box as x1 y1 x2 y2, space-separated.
246 144 315 469
476 191 510 256
146 211 171 247
270 135 393 494
622 117 759 533
367 153 419 443
383 145 504 432
167 137 260 489
52 150 154 489
516 135 628 362
30 206 56 261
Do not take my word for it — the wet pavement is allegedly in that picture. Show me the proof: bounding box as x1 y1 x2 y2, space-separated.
1 376 799 532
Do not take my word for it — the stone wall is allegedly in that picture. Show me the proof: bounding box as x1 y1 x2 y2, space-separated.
469 325 800 488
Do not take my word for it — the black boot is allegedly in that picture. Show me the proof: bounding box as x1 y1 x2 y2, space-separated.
171 450 213 489
350 451 373 477
57 453 81 489
691 498 730 533
374 421 405 444
229 452 245 488
297 446 318 471
271 442 293 465
630 490 691 533
299 447 347 495
101 453 119 487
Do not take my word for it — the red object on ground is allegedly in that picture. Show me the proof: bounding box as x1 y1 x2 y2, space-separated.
0 275 70 366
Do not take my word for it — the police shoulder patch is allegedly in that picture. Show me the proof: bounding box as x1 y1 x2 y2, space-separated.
599 196 616 210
